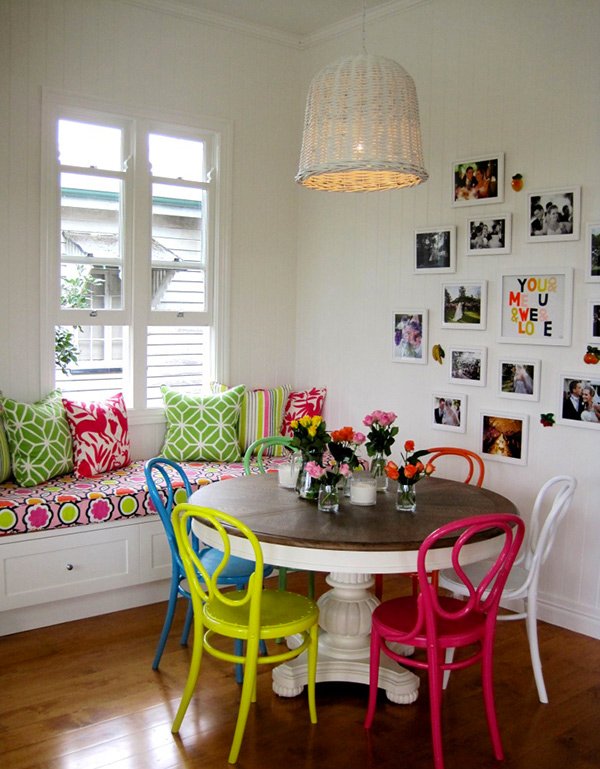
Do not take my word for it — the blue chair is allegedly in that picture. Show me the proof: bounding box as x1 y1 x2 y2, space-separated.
144 457 273 674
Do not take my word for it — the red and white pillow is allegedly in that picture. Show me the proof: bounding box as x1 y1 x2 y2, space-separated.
280 387 327 437
62 393 131 479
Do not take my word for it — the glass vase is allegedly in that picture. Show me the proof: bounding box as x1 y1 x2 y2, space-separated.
295 457 319 500
370 452 388 492
396 483 417 512
318 483 339 513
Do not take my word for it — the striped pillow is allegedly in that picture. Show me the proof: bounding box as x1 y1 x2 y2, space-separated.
211 384 291 455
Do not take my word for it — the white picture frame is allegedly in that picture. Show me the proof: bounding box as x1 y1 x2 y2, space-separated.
442 281 487 330
527 186 581 242
465 213 511 256
414 226 456 273
558 373 600 429
498 358 541 401
585 223 600 282
452 152 504 207
590 300 600 342
392 310 428 364
449 346 487 387
480 412 529 465
432 392 467 433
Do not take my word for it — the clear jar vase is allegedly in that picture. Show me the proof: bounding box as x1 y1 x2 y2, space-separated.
318 483 339 513
370 452 388 492
295 456 320 500
396 483 417 512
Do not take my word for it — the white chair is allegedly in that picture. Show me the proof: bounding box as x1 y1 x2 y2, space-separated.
438 475 576 703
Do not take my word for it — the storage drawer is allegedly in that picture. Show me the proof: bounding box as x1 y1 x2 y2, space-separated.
0 523 142 610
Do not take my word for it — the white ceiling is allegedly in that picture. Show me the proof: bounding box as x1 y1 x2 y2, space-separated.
136 0 419 42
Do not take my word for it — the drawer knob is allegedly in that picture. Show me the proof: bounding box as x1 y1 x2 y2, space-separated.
66 563 74 571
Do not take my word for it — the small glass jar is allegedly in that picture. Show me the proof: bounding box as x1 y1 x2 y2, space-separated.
318 483 339 513
277 452 301 488
370 452 388 492
396 483 417 512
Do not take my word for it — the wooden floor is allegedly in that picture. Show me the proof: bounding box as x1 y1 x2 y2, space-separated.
1 572 599 769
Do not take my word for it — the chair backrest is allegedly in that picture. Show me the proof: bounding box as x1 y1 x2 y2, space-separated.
425 446 485 486
172 502 264 626
243 436 294 475
524 475 576 575
144 457 193 573
416 514 525 642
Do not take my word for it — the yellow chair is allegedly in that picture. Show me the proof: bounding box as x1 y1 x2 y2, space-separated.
243 436 315 599
171 502 319 765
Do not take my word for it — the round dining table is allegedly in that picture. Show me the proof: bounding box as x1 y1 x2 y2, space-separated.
190 473 519 704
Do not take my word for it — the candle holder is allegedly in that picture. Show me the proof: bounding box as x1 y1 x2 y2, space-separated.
350 475 377 506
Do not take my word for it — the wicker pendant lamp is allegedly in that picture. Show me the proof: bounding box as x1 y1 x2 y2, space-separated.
296 47 428 192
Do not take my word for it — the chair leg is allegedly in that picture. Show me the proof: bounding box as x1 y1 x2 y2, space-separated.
428 650 446 769
180 598 193 647
525 599 548 703
442 647 455 690
307 571 316 600
152 574 180 670
364 627 382 729
171 617 205 733
307 624 319 724
374 574 383 601
481 636 504 761
228 637 260 764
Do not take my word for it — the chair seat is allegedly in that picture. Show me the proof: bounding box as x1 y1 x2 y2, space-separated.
204 589 319 639
373 595 487 649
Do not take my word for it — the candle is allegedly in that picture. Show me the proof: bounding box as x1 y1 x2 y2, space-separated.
278 463 299 489
350 477 377 506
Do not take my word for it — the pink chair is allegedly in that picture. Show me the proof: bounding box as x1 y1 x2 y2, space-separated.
365 514 525 769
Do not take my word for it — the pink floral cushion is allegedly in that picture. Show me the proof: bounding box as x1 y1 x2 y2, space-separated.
63 393 131 479
280 387 327 437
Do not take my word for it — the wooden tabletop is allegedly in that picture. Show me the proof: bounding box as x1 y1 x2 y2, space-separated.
191 473 519 554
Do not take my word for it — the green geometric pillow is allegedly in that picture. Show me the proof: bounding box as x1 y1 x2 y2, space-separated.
0 390 73 487
0 413 11 483
160 384 244 463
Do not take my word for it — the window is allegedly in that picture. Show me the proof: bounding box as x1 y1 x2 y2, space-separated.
43 95 229 410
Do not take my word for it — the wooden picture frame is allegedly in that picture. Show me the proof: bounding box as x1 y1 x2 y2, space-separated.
480 412 528 465
558 373 600 429
499 270 573 346
442 281 487 330
498 358 540 401
585 223 600 282
432 392 467 433
465 213 511 256
449 346 487 387
415 226 456 273
392 310 428 364
452 152 504 207
527 187 581 242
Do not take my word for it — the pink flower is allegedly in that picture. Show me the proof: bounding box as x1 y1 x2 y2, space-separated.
339 463 350 477
380 411 397 426
353 432 366 445
306 461 326 479
372 410 385 422
363 414 374 426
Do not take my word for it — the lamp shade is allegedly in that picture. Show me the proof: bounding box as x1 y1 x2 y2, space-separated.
296 53 428 192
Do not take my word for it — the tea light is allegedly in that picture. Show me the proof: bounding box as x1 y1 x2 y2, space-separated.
350 476 377 506
278 463 299 489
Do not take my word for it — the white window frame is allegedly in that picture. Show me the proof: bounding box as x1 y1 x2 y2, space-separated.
40 90 232 418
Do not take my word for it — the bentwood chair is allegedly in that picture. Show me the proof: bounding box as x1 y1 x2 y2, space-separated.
243 436 315 599
144 458 272 674
365 514 525 769
439 475 576 703
375 446 485 600
171 502 319 764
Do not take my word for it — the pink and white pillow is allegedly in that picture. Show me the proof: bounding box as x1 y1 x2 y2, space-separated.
62 393 131 479
280 387 327 437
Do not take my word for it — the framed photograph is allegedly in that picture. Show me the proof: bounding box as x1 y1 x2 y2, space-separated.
590 300 600 342
432 393 467 433
452 152 504 207
527 187 581 242
558 373 600 429
465 213 511 256
449 346 487 387
393 310 428 364
499 270 573 346
442 281 487 329
415 226 456 273
498 358 540 401
585 223 600 282
480 412 529 465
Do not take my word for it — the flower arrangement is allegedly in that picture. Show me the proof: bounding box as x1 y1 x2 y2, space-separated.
385 440 435 486
363 410 399 458
328 426 366 471
289 415 330 459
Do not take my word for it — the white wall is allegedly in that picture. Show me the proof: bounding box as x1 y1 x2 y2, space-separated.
296 0 600 637
0 0 599 639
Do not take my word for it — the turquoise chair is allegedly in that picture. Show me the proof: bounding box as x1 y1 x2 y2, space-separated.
243 436 315 599
144 458 272 675
171 502 319 764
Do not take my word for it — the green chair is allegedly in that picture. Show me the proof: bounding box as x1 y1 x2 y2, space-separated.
171 502 319 764
243 436 315 599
